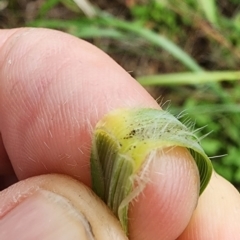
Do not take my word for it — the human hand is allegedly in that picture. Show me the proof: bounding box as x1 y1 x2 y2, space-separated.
0 28 239 240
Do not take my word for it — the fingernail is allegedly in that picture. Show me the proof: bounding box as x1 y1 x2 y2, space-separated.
0 190 94 240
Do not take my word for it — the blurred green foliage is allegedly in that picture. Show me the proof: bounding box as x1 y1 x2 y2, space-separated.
2 0 240 187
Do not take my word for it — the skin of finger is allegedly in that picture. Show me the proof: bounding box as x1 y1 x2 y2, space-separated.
0 174 128 239
0 28 158 185
0 28 200 239
177 173 240 240
128 147 199 240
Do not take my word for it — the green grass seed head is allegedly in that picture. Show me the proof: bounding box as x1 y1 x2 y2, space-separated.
90 108 213 234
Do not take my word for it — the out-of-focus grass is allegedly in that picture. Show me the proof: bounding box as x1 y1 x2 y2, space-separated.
138 71 240 86
2 0 240 186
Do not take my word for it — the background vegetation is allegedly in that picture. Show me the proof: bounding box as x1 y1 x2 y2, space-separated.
1 0 240 188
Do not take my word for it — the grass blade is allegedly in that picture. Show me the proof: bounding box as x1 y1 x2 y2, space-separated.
137 71 240 86
98 14 203 72
198 0 218 27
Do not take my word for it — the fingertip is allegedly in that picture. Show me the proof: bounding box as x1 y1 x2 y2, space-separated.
128 147 200 240
178 173 240 239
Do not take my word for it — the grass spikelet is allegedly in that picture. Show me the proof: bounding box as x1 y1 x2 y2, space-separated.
90 108 213 234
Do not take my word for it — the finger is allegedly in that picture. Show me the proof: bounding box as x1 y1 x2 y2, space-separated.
0 174 127 239
0 28 200 239
0 28 158 186
177 173 240 239
128 147 200 240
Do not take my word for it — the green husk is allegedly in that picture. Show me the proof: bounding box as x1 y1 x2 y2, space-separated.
91 108 212 234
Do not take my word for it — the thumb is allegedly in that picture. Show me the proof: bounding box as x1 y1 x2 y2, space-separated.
0 174 127 240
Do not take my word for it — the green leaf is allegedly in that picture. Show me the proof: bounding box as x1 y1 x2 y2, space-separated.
198 0 218 27
137 71 240 86
98 14 203 72
38 0 61 17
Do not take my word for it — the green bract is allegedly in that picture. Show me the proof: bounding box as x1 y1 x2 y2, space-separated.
91 108 212 234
